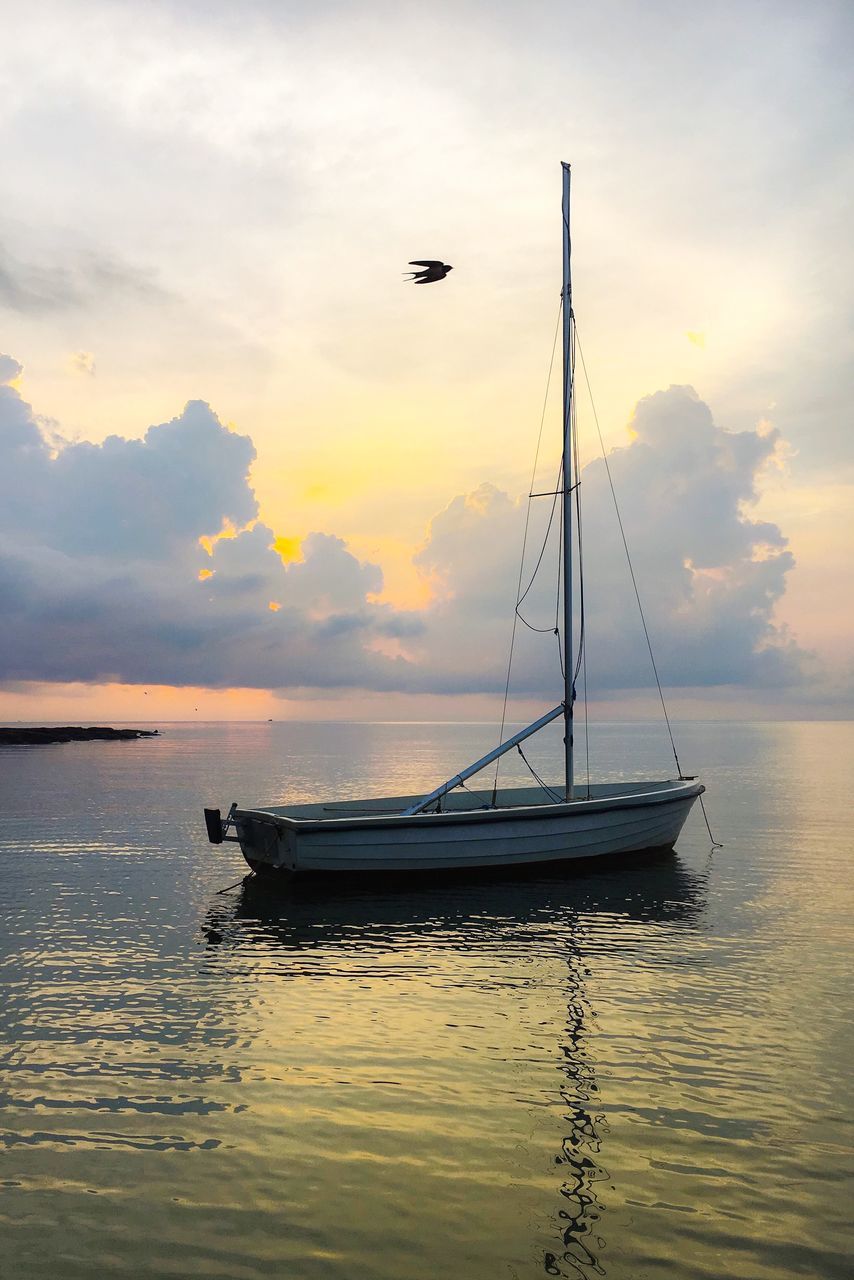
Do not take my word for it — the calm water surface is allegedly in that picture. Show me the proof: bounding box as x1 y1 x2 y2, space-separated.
1 720 852 1279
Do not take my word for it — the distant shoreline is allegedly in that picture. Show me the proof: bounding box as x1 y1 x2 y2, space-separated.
0 727 160 745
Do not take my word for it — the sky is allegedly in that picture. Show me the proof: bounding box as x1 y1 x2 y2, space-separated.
0 0 852 723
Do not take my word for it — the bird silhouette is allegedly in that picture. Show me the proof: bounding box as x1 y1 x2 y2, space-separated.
405 259 453 284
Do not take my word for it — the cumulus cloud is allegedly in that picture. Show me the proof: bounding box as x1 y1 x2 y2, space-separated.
411 386 807 695
0 393 257 560
0 370 809 699
0 352 22 384
0 375 417 691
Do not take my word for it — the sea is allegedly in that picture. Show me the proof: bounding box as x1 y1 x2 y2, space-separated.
1 719 852 1280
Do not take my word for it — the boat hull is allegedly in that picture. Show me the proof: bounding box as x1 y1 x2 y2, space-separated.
229 781 704 877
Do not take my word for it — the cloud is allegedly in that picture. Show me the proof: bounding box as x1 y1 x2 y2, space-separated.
68 351 96 377
411 386 807 695
0 352 22 384
0 373 417 691
0 370 811 699
1 393 258 560
0 245 164 315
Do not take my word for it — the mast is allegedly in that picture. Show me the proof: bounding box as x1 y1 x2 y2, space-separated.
561 162 574 801
395 164 577 818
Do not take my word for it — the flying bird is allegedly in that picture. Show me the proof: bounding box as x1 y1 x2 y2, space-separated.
405 259 453 284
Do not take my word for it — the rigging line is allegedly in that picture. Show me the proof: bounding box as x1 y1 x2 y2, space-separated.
514 457 564 632
516 457 563 610
550 494 563 686
575 461 590 791
555 468 562 635
573 323 685 781
516 743 563 803
493 297 563 801
555 313 579 691
581 634 591 797
570 315 591 796
570 319 585 688
517 614 559 635
531 482 580 497
456 777 494 809
555 459 566 680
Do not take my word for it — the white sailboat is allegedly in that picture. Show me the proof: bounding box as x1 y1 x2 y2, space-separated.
204 163 704 877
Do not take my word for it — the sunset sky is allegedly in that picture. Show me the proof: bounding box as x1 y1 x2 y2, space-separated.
1 0 852 722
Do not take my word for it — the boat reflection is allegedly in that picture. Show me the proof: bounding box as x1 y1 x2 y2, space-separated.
202 852 707 1280
202 849 706 952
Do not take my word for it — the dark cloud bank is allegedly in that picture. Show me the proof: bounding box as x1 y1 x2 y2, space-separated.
0 353 810 701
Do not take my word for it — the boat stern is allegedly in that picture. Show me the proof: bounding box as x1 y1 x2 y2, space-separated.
203 803 298 874
236 809 298 873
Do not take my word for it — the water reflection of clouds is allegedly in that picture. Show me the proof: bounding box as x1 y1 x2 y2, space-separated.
203 854 707 1279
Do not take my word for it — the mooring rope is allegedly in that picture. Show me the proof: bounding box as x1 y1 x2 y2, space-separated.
699 794 722 848
215 874 253 895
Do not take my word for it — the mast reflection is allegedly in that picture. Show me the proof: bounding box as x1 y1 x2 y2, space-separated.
546 944 608 1279
202 851 707 1278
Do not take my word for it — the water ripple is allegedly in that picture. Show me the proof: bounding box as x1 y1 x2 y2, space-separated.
1 720 852 1280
